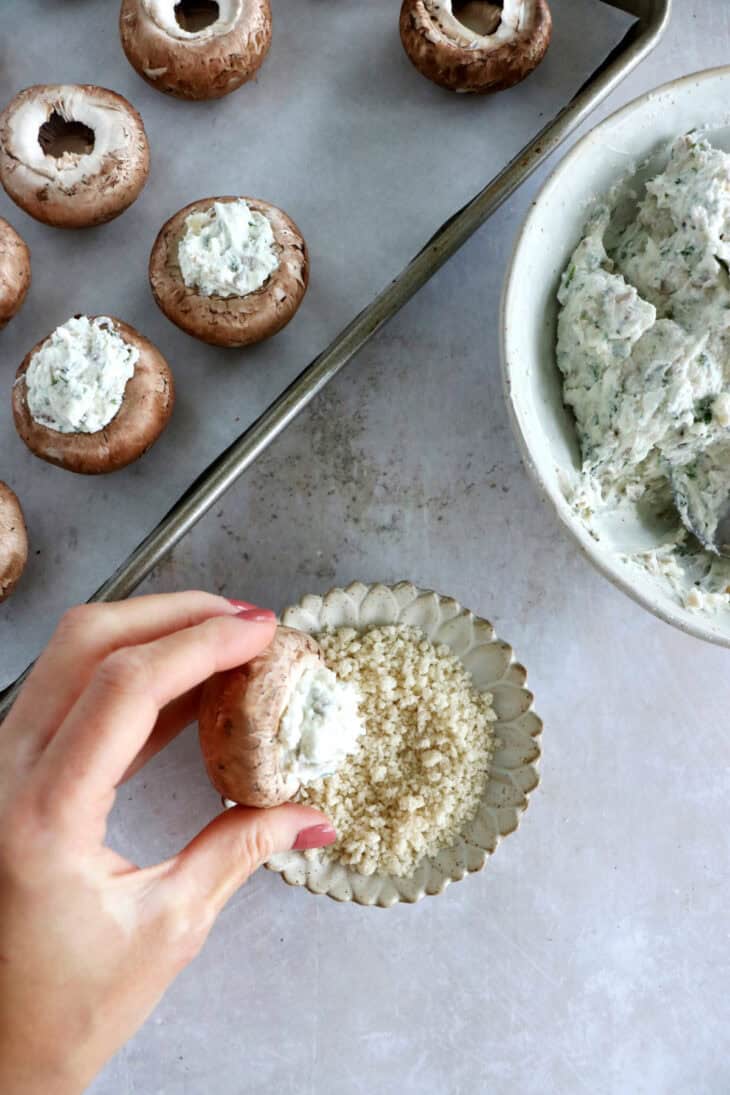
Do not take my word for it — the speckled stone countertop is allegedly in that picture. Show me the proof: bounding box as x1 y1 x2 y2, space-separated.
5 2 730 1093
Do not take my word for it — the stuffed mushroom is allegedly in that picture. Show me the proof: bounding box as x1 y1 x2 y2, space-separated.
0 482 28 604
0 85 149 229
399 0 552 94
198 626 363 808
149 196 308 347
0 218 31 329
120 0 272 101
13 315 174 475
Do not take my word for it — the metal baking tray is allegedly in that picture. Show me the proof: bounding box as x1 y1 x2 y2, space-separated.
0 0 670 714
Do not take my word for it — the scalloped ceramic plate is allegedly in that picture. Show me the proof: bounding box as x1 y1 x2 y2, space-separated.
266 582 541 907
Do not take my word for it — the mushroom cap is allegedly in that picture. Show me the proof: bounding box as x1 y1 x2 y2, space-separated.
0 482 28 604
399 0 552 94
0 84 150 229
120 0 272 101
13 317 175 475
0 218 31 329
149 196 309 347
198 625 323 808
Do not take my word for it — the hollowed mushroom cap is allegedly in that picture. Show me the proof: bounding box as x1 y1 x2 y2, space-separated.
149 196 309 347
0 219 31 329
120 0 272 101
13 317 174 475
399 0 552 94
0 483 28 604
0 85 150 229
199 626 323 808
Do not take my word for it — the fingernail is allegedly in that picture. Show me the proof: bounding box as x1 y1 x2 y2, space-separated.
234 606 277 623
227 599 258 609
292 824 337 851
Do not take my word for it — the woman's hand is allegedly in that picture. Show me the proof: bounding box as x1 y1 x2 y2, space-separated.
0 592 336 1095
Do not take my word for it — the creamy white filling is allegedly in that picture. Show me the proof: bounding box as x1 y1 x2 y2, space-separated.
7 88 130 189
142 0 242 39
178 199 279 298
25 316 138 434
278 665 363 785
557 133 730 613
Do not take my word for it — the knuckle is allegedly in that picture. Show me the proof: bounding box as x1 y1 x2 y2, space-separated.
235 823 275 873
95 647 149 697
53 603 106 645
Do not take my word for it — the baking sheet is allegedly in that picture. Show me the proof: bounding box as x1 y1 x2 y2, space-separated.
0 0 634 685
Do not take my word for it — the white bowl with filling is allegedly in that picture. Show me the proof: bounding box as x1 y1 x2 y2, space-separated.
502 67 730 647
263 582 542 908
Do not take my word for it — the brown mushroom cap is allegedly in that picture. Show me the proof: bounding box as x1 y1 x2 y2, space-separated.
149 196 309 347
120 0 272 101
199 626 323 808
0 85 150 229
13 317 175 475
0 482 29 604
0 218 31 329
399 0 552 94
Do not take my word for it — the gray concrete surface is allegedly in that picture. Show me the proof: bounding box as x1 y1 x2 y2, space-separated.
8 2 730 1093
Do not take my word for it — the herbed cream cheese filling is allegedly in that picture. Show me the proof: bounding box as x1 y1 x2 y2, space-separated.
24 316 138 434
177 199 279 298
557 133 730 612
278 663 363 785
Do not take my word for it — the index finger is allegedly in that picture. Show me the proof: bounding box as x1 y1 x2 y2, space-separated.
33 612 277 824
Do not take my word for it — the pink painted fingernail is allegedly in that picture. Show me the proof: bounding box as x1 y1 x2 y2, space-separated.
292 824 337 851
234 606 277 623
228 598 259 610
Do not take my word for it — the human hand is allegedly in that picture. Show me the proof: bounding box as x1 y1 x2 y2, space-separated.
0 592 336 1094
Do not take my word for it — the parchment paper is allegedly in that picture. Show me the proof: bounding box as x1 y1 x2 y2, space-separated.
0 0 634 685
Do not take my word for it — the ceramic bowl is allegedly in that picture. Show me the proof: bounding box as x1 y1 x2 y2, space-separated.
266 581 541 907
502 67 730 647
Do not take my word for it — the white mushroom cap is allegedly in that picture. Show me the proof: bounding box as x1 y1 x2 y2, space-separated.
0 85 150 228
120 0 272 100
400 0 552 94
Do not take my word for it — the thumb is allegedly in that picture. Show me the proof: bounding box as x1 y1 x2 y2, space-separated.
167 803 336 915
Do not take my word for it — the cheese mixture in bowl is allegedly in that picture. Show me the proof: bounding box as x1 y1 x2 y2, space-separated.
557 133 730 612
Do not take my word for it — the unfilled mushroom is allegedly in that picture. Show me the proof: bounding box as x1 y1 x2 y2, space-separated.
149 196 309 347
199 626 363 808
13 315 174 475
0 85 150 228
0 482 28 604
120 0 272 100
399 0 552 94
0 219 31 329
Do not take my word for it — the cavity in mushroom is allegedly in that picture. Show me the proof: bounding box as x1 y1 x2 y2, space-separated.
13 316 174 475
399 0 552 94
119 0 273 101
198 626 363 808
0 482 29 604
0 218 31 329
0 85 150 228
149 196 309 347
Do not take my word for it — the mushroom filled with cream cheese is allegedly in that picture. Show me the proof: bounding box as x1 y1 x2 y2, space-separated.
0 85 149 229
119 0 272 100
0 218 31 329
198 626 364 808
149 196 308 347
0 482 28 604
13 315 174 475
399 0 552 94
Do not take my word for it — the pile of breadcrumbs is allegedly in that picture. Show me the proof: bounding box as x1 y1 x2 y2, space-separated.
298 624 498 878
